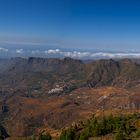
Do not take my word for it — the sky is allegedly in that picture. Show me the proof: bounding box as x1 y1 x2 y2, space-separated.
0 0 140 59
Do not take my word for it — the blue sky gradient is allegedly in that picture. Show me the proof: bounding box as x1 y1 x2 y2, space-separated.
0 0 140 58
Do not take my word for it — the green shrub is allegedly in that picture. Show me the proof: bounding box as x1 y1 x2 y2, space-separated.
115 130 125 140
38 132 52 140
136 128 140 137
59 114 139 140
60 128 76 140
79 128 90 140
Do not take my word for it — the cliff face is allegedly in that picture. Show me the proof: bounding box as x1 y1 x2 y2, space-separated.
87 59 120 87
87 59 140 88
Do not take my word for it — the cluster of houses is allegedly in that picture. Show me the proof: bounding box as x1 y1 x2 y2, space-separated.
48 84 65 94
48 82 77 95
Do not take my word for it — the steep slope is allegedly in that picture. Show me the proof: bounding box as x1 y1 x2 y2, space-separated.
87 59 120 87
87 59 140 88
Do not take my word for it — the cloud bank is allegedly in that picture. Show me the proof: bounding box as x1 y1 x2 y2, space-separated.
1 47 140 59
45 49 140 59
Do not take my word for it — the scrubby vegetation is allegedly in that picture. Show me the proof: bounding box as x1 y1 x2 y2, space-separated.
29 132 52 140
60 113 140 140
38 132 52 140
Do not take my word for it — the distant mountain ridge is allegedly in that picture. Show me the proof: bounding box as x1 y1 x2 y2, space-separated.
0 57 140 90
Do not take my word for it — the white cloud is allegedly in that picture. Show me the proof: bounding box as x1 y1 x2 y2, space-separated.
91 52 140 58
61 51 90 58
47 49 60 54
46 49 90 58
0 47 8 52
16 49 24 54
44 49 140 59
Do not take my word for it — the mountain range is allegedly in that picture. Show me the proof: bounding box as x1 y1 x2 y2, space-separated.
0 57 140 139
